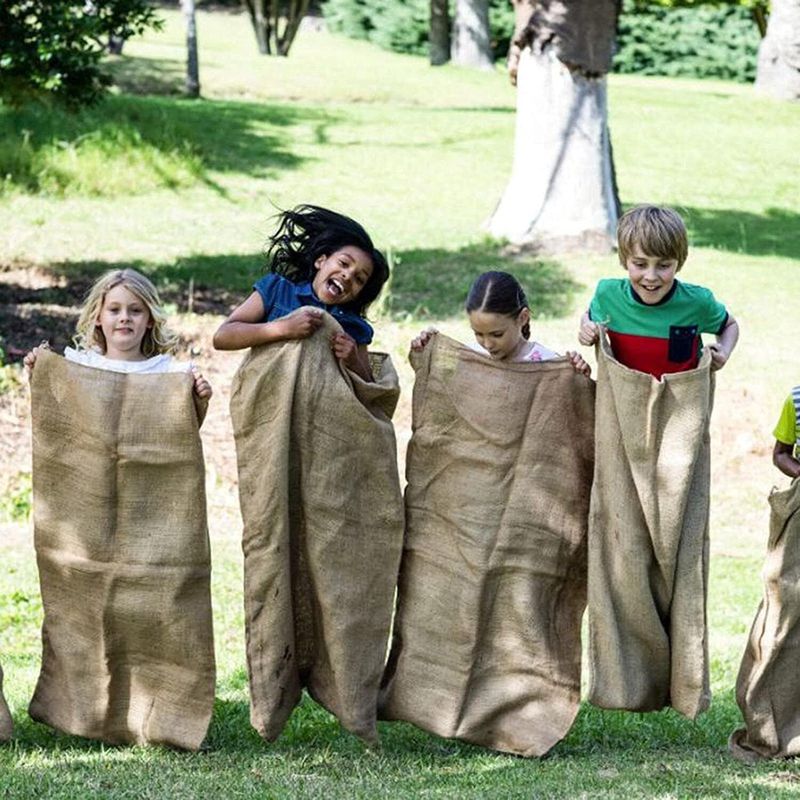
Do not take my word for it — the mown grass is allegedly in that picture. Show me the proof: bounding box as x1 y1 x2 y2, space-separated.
1 7 800 798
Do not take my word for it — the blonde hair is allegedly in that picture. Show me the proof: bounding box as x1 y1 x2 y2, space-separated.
617 205 689 270
74 269 179 357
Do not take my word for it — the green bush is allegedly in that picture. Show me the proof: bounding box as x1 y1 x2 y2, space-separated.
322 0 759 82
322 0 513 60
614 2 759 82
0 1 162 108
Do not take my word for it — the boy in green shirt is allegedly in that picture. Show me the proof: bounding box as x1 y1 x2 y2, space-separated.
774 386 800 478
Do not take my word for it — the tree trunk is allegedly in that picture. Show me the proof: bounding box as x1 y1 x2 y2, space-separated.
430 0 450 66
451 0 494 70
244 0 271 54
754 0 800 100
107 35 125 55
182 0 200 98
488 0 620 253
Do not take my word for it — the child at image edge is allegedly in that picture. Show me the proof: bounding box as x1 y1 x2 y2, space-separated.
412 270 591 376
24 269 212 412
773 387 800 480
578 205 739 379
213 204 389 382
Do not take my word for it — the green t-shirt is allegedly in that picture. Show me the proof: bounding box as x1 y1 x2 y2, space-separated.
774 388 800 446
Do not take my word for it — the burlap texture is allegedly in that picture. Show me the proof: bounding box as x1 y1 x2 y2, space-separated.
28 350 215 750
379 333 595 757
730 479 800 763
230 315 404 745
0 665 12 741
587 332 714 719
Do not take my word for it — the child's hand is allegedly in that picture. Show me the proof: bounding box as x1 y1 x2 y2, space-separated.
578 320 599 347
706 343 730 371
191 367 213 400
23 343 50 377
410 328 438 352
565 350 591 378
280 307 324 340
330 332 359 368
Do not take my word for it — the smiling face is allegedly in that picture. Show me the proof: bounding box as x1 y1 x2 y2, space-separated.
625 246 679 305
95 284 152 361
311 245 374 306
468 308 530 361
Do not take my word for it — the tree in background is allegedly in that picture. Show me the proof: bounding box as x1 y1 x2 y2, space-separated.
488 0 621 253
755 0 800 99
243 0 310 55
0 0 161 107
451 0 494 69
182 0 200 97
430 0 451 65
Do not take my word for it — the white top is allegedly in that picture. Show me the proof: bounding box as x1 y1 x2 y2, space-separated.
64 347 190 374
469 341 560 362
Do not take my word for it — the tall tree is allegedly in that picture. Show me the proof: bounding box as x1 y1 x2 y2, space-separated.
755 0 800 99
243 0 311 56
489 0 621 252
182 0 200 97
430 0 451 65
451 0 495 69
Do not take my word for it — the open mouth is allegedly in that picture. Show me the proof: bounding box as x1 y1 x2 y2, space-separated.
327 277 345 298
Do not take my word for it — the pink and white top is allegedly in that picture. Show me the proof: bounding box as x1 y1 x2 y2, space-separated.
469 341 560 362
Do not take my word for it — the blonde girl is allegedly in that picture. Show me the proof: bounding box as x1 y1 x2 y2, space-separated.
24 269 211 402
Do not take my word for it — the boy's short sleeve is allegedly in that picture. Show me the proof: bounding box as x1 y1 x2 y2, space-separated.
587 280 609 323
699 288 728 335
774 394 798 445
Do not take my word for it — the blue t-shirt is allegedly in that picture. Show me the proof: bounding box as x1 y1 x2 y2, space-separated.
253 274 374 345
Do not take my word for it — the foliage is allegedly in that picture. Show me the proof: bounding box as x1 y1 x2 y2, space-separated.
0 1 162 108
322 0 759 81
615 1 760 81
322 0 513 60
0 472 32 522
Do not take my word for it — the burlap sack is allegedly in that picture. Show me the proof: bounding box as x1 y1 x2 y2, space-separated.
379 333 595 757
0 665 12 742
28 350 215 750
587 332 714 719
230 314 404 745
730 479 800 763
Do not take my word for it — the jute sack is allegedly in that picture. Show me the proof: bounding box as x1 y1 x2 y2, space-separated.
730 479 800 762
230 314 404 745
0 665 11 741
28 350 215 750
587 331 714 719
379 333 595 757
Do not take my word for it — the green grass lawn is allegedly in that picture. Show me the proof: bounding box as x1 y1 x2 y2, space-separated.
1 8 800 798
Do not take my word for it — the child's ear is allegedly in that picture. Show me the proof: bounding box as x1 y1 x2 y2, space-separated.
314 254 327 271
518 307 531 327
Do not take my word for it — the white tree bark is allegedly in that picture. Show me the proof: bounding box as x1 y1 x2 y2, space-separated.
488 47 617 251
451 0 494 70
755 0 800 100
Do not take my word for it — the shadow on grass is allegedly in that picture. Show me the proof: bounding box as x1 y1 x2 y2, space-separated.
106 55 186 96
386 241 583 321
6 693 800 797
669 206 800 261
0 94 337 194
0 243 582 358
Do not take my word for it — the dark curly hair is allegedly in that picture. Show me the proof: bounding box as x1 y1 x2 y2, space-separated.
265 204 389 317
